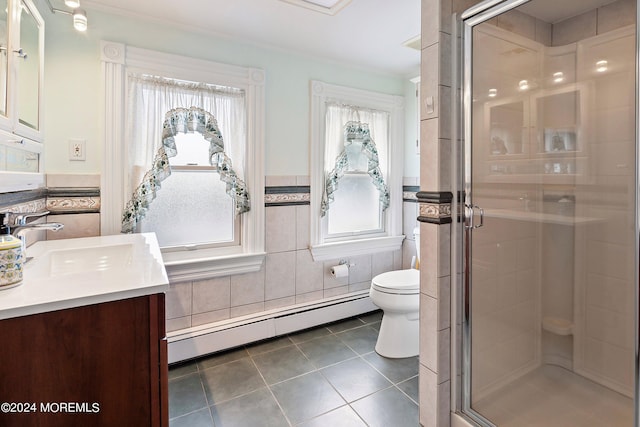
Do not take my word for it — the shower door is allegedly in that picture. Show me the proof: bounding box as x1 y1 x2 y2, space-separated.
461 0 638 426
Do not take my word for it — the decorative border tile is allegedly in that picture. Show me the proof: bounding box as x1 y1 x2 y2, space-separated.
0 198 46 215
0 189 47 210
0 187 100 216
416 191 453 224
403 185 420 202
47 197 101 214
46 187 101 214
265 186 310 207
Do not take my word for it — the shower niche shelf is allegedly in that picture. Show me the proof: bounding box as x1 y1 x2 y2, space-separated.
479 31 591 185
542 316 573 336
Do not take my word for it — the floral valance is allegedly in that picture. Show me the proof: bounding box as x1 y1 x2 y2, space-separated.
321 121 389 216
122 106 250 233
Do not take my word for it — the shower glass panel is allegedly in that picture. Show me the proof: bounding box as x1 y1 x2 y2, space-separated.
462 0 637 426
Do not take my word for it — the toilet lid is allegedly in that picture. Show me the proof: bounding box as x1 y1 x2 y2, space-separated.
371 269 420 293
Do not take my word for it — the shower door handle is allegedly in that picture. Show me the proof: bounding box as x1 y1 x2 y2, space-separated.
464 204 484 230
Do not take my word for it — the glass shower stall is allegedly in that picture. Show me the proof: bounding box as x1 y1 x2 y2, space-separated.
459 0 638 425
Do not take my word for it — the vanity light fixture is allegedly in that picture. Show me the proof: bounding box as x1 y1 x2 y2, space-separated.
488 88 497 98
518 80 529 91
44 0 88 32
553 72 564 83
72 8 87 31
596 60 608 72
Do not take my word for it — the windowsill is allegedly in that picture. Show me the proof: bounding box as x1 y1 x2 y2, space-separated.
162 250 266 283
310 235 405 261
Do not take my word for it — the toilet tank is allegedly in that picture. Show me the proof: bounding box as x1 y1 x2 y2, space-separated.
413 226 420 261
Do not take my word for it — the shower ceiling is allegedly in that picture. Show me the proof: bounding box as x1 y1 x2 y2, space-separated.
519 0 620 23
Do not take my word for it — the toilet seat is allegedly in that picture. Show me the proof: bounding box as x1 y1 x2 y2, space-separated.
371 269 419 295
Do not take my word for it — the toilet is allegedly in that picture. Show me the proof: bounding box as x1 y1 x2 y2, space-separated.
369 227 420 358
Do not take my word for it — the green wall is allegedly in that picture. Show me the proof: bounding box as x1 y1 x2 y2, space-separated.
41 3 419 177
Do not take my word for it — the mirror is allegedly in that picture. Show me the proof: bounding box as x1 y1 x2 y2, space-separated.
0 0 7 117
17 0 39 130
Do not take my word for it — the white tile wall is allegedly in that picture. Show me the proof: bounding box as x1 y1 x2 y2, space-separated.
470 214 539 396
193 277 230 313
46 213 100 240
496 8 536 40
265 206 297 253
295 250 323 294
265 251 297 300
164 176 415 333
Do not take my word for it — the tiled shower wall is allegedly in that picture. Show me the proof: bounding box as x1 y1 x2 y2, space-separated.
165 176 420 333
569 5 636 395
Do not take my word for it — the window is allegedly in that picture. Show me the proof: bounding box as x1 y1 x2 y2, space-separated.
101 42 265 281
309 80 404 261
124 76 247 252
138 132 240 248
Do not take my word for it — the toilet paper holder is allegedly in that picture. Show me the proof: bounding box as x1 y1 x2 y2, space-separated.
330 260 355 279
338 259 355 268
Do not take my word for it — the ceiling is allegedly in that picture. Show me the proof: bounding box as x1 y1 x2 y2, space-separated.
518 0 620 23
82 0 422 77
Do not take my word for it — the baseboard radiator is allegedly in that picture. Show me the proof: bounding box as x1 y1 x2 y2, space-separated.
167 290 377 364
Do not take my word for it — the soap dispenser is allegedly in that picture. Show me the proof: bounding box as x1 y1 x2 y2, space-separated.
0 213 23 289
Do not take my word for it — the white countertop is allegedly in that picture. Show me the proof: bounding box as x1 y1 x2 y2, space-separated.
0 233 169 320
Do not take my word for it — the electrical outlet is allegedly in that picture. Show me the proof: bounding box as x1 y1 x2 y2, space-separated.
69 139 86 161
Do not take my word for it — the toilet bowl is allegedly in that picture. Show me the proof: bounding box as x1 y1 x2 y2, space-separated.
369 227 420 358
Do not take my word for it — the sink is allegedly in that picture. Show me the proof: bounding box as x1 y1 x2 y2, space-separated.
38 243 135 277
0 233 169 320
25 241 138 279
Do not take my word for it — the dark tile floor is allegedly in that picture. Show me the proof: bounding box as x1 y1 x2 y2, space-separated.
168 311 419 427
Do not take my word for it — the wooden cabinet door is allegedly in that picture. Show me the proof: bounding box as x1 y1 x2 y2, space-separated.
0 294 168 427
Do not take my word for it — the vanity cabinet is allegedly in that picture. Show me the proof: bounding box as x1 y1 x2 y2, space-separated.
0 294 168 427
0 0 44 191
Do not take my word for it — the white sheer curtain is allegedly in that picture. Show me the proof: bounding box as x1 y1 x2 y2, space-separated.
123 74 246 231
322 102 390 219
324 103 389 180
126 75 245 198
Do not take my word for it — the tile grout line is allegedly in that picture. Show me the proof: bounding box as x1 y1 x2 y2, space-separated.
196 359 218 426
169 312 407 426
247 351 295 427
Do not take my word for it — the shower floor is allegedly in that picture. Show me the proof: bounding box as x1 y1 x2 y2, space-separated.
473 364 633 426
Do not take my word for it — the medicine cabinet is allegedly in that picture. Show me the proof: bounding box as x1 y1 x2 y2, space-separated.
0 0 45 192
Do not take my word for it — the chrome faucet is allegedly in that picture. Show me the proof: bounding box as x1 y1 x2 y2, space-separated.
3 211 64 245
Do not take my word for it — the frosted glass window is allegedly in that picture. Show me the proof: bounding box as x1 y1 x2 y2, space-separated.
139 132 238 248
327 173 382 235
308 80 404 260
139 169 235 247
323 104 389 240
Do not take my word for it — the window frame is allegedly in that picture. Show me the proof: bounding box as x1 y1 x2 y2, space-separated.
101 41 265 282
309 80 405 261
